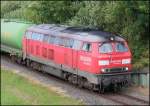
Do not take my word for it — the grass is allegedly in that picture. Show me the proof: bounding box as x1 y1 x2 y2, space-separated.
1 69 84 105
133 58 149 70
132 48 149 70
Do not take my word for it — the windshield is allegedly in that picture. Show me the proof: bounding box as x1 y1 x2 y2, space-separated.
99 42 128 53
99 43 112 53
115 42 128 52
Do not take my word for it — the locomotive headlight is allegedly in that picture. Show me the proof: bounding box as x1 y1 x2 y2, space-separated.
125 67 128 70
101 69 105 72
98 60 109 65
122 59 131 64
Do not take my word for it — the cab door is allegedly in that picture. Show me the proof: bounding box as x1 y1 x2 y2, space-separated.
78 42 92 72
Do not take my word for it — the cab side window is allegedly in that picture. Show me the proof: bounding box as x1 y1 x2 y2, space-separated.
54 37 61 45
30 32 44 41
31 32 38 40
59 38 66 46
43 35 49 43
62 38 70 47
68 39 74 48
26 31 32 39
82 42 91 52
48 36 56 44
61 38 74 48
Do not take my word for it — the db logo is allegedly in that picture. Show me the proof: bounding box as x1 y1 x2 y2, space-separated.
80 56 91 62
80 56 92 65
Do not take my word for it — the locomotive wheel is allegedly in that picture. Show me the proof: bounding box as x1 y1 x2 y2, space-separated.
113 84 118 93
72 75 78 85
62 72 69 81
99 84 105 94
99 87 105 94
11 55 16 63
117 83 122 91
78 77 84 88
26 59 30 67
68 75 78 85
88 83 94 91
68 75 73 83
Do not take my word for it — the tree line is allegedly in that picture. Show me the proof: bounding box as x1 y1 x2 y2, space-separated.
1 1 149 69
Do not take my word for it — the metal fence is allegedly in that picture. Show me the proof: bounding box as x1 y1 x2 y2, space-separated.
131 70 149 88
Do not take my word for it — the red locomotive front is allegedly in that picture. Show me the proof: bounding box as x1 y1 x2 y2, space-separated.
97 41 132 74
77 36 132 74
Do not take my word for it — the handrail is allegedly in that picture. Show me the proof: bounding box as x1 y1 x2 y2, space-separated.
2 19 33 24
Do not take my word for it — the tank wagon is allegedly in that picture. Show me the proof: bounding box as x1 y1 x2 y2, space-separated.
1 19 33 56
1 20 132 92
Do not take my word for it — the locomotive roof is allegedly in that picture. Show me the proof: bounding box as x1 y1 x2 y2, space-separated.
27 24 125 42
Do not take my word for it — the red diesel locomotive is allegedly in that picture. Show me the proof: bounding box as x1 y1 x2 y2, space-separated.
1 20 132 92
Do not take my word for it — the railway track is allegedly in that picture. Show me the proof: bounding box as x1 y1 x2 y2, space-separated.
61 75 149 105
52 76 150 105
117 93 150 104
1 54 149 105
81 88 149 105
80 87 150 105
103 94 149 105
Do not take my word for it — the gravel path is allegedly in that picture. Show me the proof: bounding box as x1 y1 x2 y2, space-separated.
1 55 149 105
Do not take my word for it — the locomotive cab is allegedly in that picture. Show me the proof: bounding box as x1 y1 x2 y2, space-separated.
97 39 132 74
90 36 132 89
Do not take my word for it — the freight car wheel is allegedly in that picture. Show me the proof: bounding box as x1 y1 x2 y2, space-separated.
26 59 30 67
16 57 22 64
11 55 16 63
